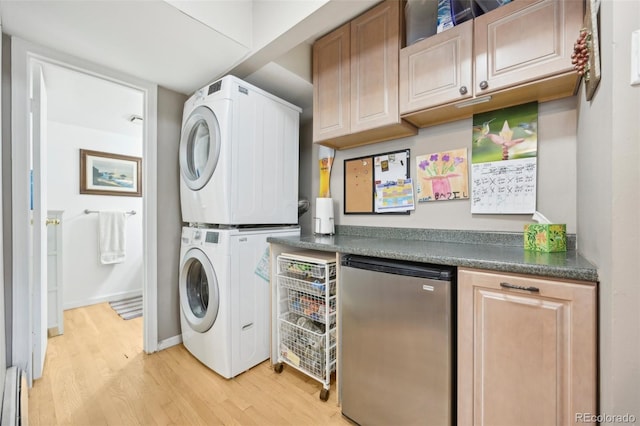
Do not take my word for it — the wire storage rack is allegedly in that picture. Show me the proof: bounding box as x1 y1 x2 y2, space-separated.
274 251 337 401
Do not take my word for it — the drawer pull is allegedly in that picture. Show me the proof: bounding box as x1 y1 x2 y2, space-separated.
500 282 540 293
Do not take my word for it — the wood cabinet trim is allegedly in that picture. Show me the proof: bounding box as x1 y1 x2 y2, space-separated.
313 120 417 150
401 71 579 128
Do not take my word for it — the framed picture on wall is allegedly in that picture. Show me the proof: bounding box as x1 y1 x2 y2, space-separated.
79 149 142 197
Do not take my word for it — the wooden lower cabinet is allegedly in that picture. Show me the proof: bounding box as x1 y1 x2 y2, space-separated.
458 268 597 426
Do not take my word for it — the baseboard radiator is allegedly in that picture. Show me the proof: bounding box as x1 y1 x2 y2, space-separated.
1 367 27 426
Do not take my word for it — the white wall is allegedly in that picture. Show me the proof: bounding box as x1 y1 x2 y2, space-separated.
165 0 253 48
252 1 327 51
314 98 578 233
0 20 7 398
577 0 640 418
47 121 143 309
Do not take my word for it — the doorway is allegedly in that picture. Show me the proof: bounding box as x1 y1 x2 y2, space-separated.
10 37 159 385
44 61 145 329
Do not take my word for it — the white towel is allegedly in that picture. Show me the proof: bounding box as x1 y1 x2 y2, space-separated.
98 211 126 264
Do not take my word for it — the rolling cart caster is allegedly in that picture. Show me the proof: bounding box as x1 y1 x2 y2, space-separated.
274 363 284 374
319 388 329 401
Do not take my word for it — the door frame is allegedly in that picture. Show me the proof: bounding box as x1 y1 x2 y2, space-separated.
10 37 159 384
30 62 48 381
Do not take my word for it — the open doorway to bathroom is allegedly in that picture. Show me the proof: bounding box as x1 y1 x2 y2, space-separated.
44 62 145 333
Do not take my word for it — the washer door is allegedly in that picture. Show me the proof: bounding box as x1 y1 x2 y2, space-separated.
179 248 220 333
179 105 221 191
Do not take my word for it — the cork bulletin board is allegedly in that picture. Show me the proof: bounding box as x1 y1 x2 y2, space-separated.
344 149 411 214
344 156 374 213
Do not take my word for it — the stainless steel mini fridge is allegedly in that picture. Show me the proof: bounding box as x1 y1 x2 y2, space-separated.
340 255 455 426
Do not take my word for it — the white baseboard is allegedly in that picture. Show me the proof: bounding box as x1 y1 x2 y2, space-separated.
157 334 182 351
64 289 143 310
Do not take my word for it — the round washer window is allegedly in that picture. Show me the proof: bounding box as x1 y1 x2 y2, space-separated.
179 105 221 191
185 260 209 318
179 248 219 333
187 120 210 181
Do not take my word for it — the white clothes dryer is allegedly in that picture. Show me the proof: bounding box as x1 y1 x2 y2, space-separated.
179 75 302 226
179 225 300 378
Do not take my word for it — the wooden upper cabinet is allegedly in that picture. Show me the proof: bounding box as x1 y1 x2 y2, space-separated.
474 0 583 95
313 22 350 142
312 0 417 149
400 0 583 128
350 0 399 133
458 268 597 426
399 20 473 114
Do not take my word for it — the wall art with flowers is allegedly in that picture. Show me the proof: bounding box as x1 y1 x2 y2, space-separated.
416 148 469 202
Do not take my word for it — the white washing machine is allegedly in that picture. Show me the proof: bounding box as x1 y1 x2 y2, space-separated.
179 75 302 226
179 225 300 378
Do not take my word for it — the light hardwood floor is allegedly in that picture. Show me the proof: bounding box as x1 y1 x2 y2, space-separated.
28 303 349 425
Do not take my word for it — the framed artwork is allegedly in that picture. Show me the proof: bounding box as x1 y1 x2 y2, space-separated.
416 148 469 202
583 0 601 101
79 149 142 197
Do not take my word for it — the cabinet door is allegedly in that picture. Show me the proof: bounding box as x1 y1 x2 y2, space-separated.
458 268 596 426
350 0 401 133
474 0 583 95
313 22 351 142
400 20 473 114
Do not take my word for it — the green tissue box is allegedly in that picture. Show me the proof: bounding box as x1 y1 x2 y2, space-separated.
524 224 567 252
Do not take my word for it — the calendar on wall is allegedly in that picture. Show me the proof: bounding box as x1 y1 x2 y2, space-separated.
470 102 538 214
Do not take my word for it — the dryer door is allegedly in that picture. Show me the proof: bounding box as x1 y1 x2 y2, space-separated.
179 105 221 191
179 248 220 333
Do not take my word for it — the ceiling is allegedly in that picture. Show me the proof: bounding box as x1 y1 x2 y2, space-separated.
43 62 145 138
0 0 379 130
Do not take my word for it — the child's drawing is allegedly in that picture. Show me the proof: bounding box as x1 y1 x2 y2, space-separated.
416 148 469 202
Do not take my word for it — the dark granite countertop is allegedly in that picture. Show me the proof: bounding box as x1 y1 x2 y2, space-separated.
268 226 598 282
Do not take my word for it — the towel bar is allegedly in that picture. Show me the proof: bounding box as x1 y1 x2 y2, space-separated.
84 209 136 215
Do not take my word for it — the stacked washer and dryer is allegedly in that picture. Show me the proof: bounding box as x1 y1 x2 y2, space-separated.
178 75 301 379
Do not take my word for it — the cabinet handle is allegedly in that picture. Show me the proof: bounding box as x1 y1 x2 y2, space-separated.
479 80 489 90
500 282 540 293
45 218 61 226
459 85 468 95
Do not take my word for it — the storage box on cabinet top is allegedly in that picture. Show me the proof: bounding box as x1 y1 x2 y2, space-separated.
524 224 567 252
